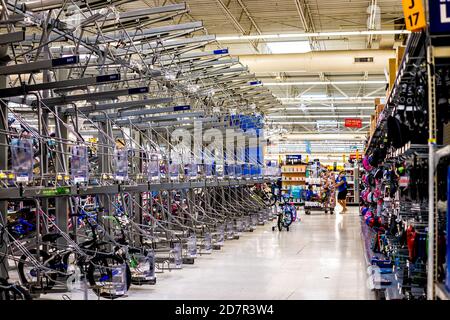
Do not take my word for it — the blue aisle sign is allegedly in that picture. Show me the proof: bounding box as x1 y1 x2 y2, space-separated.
286 155 301 160
286 155 302 164
429 0 450 34
305 141 312 154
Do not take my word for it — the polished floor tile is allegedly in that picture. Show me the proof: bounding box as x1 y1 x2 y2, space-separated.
41 206 373 300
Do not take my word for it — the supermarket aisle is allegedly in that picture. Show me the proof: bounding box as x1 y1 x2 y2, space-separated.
127 207 373 300
42 207 372 300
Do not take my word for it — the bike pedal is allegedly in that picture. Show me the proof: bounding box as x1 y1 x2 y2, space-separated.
182 257 195 264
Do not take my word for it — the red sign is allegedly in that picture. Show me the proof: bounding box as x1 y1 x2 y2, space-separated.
349 153 362 160
345 118 362 128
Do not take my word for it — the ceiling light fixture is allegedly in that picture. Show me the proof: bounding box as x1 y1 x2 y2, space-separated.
266 41 311 54
271 121 370 125
269 106 373 111
263 80 386 86
279 96 379 101
267 115 370 119
216 30 410 41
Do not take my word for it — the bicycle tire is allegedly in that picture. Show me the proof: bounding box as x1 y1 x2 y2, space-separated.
282 209 294 228
0 279 32 300
87 254 132 300
277 215 283 231
18 249 56 290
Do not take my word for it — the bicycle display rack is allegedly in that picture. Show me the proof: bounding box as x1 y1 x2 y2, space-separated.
0 0 281 300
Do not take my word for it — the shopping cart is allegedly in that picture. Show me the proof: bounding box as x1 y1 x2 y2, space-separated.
302 188 335 215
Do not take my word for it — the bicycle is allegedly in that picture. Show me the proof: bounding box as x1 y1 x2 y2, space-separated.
272 196 294 232
0 221 32 300
17 210 131 299
0 278 32 300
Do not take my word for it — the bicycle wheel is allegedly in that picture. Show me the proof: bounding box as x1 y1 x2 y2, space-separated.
277 214 283 231
0 279 32 300
282 210 293 228
87 254 131 300
18 249 56 290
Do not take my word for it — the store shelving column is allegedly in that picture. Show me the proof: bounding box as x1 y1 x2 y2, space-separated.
54 68 70 245
426 44 450 300
427 43 437 300
0 73 8 279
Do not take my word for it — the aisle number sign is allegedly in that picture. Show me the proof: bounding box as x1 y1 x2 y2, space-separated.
402 0 427 32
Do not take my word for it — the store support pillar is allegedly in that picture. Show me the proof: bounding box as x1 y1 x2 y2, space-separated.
54 108 69 242
54 68 69 244
0 74 9 279
99 121 113 233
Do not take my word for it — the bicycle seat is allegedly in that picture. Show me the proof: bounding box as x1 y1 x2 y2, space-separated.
128 247 141 254
42 233 63 243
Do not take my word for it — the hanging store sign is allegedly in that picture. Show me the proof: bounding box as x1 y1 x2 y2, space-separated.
349 153 362 161
429 0 450 34
213 49 229 55
305 141 312 154
286 154 302 164
402 0 427 32
344 118 362 128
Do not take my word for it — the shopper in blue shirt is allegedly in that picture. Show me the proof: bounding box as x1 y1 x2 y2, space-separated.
335 171 348 214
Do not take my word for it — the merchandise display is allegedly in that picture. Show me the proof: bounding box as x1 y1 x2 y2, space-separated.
363 31 449 300
0 0 448 305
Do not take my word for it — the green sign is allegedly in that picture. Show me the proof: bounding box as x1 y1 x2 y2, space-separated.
42 187 71 196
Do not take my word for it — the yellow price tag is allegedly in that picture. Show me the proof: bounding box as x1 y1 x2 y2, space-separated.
402 0 427 32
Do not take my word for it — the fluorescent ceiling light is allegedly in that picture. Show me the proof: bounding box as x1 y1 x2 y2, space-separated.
278 97 381 104
269 106 373 111
279 96 378 101
266 41 310 54
300 94 328 99
267 115 370 119
263 80 386 86
271 121 370 125
281 100 375 105
216 30 410 41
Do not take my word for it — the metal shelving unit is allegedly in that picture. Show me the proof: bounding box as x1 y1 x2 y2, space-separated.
364 26 450 299
0 1 280 298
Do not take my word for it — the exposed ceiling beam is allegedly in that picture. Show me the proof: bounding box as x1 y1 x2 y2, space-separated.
278 97 380 104
215 0 260 52
235 0 263 36
294 0 321 51
269 122 370 126
216 30 409 41
267 115 371 119
269 106 373 111
263 80 386 86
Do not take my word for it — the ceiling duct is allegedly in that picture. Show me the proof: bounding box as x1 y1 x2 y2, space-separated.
238 50 395 74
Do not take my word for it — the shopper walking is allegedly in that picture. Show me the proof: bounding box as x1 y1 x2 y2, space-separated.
335 171 348 214
321 171 335 214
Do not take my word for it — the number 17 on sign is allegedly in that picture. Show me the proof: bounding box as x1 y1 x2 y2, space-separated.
402 0 427 32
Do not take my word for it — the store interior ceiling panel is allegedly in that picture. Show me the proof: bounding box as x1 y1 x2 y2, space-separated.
119 0 404 154
2 0 407 155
